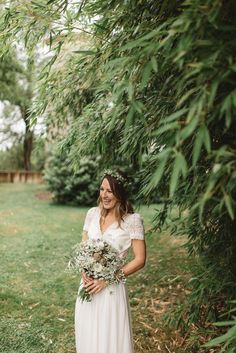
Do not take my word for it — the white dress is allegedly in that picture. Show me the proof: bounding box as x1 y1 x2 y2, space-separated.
75 206 145 353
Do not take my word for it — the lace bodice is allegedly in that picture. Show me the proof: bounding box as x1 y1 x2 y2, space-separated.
82 207 145 258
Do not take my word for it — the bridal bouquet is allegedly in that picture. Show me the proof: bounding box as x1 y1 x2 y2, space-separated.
66 238 126 301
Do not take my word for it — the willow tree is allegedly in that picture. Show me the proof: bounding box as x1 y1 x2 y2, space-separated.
1 0 235 336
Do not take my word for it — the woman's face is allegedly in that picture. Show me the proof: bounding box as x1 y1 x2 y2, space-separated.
100 178 118 210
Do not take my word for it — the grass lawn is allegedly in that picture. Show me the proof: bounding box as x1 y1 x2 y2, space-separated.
0 183 204 353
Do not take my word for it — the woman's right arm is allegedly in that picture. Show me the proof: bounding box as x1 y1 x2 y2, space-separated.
82 230 88 241
81 230 93 284
81 209 94 285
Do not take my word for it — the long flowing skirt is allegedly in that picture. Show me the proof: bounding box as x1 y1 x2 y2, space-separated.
75 280 134 353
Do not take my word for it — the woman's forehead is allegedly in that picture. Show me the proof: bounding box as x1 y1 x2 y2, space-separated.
101 178 111 188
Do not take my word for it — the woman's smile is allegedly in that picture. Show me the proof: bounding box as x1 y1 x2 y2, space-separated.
103 198 110 202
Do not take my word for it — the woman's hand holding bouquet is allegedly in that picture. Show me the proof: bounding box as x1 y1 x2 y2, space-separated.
67 239 126 301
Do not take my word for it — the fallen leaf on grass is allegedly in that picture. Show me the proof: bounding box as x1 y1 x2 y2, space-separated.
148 307 165 314
28 302 40 309
140 321 155 331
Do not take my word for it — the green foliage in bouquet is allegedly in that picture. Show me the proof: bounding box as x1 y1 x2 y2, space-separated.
43 149 100 206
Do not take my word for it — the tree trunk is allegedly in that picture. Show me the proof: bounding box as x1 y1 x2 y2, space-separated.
21 107 33 171
23 129 33 170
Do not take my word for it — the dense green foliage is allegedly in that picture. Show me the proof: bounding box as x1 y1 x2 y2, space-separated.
0 138 46 171
204 300 236 352
31 138 47 171
0 48 35 170
0 143 24 170
1 0 236 348
44 150 100 206
0 50 24 105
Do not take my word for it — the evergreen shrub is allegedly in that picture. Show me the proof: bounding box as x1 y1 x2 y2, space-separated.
44 150 100 206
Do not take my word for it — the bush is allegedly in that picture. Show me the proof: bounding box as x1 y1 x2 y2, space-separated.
44 150 100 206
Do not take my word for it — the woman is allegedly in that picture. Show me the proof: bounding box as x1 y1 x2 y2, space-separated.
75 169 146 353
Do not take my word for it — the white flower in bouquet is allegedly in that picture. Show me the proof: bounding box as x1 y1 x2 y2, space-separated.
93 262 103 273
66 238 126 301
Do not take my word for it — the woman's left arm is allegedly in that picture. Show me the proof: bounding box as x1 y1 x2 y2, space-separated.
121 239 146 276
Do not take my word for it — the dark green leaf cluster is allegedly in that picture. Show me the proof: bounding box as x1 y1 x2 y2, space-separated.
204 300 236 352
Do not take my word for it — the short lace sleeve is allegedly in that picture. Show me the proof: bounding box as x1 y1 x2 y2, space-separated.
83 207 97 232
127 213 145 240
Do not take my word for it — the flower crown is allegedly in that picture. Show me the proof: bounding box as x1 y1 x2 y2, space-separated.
102 169 126 185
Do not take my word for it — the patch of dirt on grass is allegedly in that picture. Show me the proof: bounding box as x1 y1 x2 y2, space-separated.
0 223 30 236
34 191 53 201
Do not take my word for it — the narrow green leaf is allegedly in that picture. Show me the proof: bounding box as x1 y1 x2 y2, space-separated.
140 61 153 90
220 92 235 128
224 194 234 220
152 122 179 136
127 82 134 101
208 80 219 106
31 1 45 8
186 105 197 123
149 157 168 190
197 180 216 221
192 126 211 166
203 126 211 152
151 56 158 73
119 28 163 52
180 117 198 140
214 320 236 326
170 157 180 197
164 108 188 123
232 90 236 106
132 100 144 114
144 150 171 194
178 153 188 177
204 325 236 347
94 22 108 31
119 38 148 51
125 106 135 129
192 127 204 166
176 88 197 108
169 153 187 197
49 31 53 49
106 57 131 68
73 50 96 55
